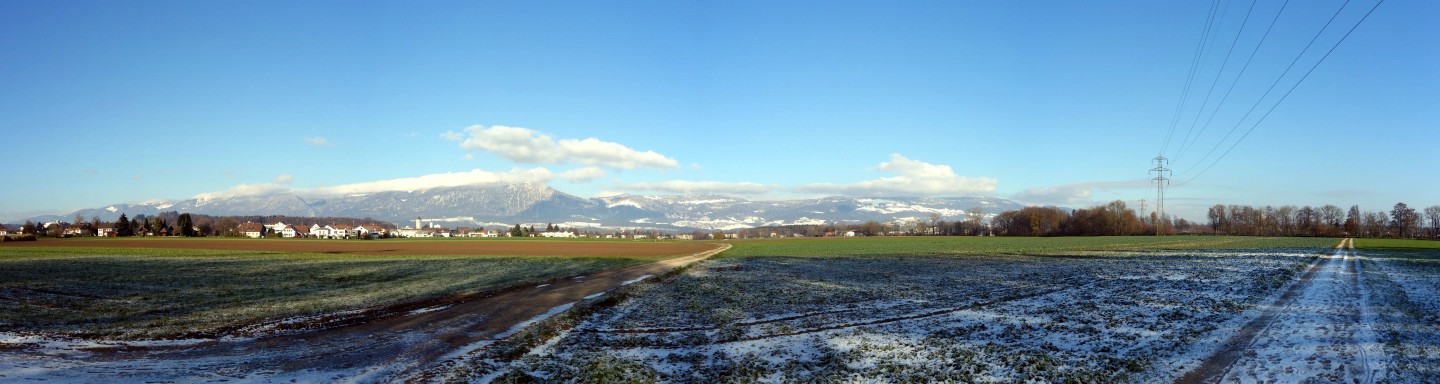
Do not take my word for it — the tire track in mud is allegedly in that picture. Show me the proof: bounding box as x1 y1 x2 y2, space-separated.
0 243 731 383
1177 238 1384 384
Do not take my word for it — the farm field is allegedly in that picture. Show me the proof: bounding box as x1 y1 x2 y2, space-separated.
442 236 1440 383
0 238 710 339
10 235 1440 383
718 235 1339 257
3 237 716 257
1354 238 1440 382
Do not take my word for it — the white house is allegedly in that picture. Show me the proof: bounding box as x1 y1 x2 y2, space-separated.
332 224 356 238
0 226 10 236
239 222 264 238
279 225 300 238
355 224 384 237
540 231 575 238
312 224 332 238
267 222 289 233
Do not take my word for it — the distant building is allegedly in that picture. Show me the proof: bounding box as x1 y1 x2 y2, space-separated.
96 223 115 237
355 224 385 238
239 222 264 238
539 231 575 238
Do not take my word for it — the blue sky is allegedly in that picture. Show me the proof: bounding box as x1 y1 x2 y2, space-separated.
2 0 1435 223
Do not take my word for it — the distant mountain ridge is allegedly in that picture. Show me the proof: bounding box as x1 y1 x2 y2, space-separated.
29 183 1026 231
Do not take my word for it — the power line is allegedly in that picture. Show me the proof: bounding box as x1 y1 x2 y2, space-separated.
1172 0 1260 161
1177 0 1384 186
1173 0 1292 163
1175 0 1359 178
1160 0 1224 155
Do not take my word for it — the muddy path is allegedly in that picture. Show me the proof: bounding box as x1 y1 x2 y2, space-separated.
1177 238 1386 384
0 243 730 383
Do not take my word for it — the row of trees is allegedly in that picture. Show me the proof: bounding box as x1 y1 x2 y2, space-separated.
732 200 1438 239
1206 203 1440 238
988 201 1195 236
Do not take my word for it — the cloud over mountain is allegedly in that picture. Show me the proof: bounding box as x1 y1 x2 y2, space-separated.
797 154 997 197
445 125 679 169
194 168 556 200
615 180 772 195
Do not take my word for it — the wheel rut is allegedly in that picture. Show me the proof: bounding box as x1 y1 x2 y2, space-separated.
1177 238 1387 384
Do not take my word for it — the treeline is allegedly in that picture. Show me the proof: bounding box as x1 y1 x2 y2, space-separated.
729 200 1440 239
1205 203 1439 238
990 201 1188 236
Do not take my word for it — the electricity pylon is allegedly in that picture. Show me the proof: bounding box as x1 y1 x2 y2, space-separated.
1150 156 1171 236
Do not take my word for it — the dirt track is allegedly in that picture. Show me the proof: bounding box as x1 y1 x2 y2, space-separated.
3 238 716 257
1178 238 1386 384
0 243 730 383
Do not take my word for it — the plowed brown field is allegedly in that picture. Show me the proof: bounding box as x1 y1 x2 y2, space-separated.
3 238 717 257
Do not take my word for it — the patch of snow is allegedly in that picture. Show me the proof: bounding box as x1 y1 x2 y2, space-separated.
406 305 452 316
621 275 653 286
606 199 645 209
496 302 575 339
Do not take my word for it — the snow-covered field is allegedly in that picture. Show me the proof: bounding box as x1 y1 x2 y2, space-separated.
466 249 1329 382
10 240 1440 383
1361 245 1440 383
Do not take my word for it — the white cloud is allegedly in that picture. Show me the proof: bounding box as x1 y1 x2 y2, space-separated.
1012 185 1093 206
440 131 464 142
796 154 997 197
304 136 333 146
309 168 554 195
462 154 474 161
451 125 679 169
1011 180 1151 207
559 167 607 183
194 167 556 199
615 180 771 195
273 174 294 184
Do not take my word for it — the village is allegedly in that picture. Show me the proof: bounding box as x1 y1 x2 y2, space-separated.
0 216 751 241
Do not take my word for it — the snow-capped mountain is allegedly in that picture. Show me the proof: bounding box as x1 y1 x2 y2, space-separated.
33 183 1026 231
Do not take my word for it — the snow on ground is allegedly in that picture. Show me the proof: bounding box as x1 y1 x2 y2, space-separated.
484 250 1323 382
1218 241 1386 383
1360 245 1440 382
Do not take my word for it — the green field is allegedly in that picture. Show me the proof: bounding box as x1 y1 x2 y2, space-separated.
0 246 661 340
1354 238 1440 250
719 236 1341 258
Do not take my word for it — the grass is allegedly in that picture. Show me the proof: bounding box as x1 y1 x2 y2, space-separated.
720 236 1341 258
1354 238 1440 250
0 246 667 340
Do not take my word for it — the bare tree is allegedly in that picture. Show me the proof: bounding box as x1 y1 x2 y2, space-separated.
966 207 985 235
1390 202 1420 238
1345 205 1362 235
1208 204 1225 235
1275 206 1296 236
1427 205 1440 239
1319 205 1343 236
1365 211 1388 238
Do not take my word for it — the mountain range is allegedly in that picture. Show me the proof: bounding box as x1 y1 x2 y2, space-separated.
28 183 1026 231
